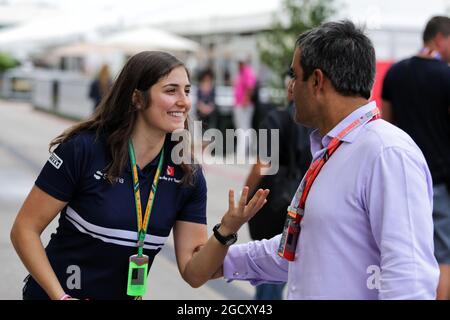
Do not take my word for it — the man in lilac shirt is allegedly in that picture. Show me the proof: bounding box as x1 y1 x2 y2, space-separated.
216 21 439 299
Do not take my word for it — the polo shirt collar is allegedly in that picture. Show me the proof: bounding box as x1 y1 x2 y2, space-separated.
310 101 377 156
125 134 170 175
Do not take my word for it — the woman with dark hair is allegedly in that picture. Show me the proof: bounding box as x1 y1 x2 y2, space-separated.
10 51 269 300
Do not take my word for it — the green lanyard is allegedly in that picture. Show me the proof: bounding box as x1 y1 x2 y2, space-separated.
128 140 165 257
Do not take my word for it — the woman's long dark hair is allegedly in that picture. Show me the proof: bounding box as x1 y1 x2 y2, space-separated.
50 51 196 185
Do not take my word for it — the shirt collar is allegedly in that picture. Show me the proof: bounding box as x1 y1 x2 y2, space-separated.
125 134 170 174
310 101 377 156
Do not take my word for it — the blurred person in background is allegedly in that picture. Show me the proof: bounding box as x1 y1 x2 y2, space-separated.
10 51 269 300
233 58 257 156
250 78 263 132
196 68 217 133
382 15 450 300
89 64 112 111
244 72 311 300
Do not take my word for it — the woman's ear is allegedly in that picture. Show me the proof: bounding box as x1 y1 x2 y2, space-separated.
132 89 142 109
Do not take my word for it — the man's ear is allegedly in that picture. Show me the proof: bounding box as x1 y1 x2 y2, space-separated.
312 69 325 94
435 32 446 49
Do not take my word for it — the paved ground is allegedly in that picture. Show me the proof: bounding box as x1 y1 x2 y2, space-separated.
0 99 275 300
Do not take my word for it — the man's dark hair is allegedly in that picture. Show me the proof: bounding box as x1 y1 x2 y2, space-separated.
295 20 375 99
423 16 450 43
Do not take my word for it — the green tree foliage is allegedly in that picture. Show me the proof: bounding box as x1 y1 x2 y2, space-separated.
0 52 19 73
258 0 336 87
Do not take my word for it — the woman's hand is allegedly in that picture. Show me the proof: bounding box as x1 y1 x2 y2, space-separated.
219 187 269 236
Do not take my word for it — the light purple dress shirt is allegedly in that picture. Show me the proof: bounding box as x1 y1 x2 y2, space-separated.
223 102 440 299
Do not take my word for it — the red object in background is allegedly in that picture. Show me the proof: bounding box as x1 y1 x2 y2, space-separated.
371 60 394 109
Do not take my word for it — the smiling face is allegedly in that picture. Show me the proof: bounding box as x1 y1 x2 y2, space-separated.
139 66 191 134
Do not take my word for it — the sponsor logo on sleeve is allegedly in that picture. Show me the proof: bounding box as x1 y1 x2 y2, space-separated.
48 152 63 169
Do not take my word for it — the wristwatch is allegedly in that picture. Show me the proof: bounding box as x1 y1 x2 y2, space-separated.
213 223 237 246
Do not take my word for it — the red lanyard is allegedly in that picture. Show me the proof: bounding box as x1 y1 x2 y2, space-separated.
297 107 381 211
278 107 381 261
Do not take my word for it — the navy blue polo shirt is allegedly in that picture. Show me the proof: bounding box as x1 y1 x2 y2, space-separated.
23 131 207 300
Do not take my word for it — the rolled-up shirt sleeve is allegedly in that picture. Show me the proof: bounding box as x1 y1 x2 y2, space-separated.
365 146 440 299
223 234 289 286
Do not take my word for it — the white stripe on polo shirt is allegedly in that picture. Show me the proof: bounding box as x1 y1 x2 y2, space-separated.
65 206 167 249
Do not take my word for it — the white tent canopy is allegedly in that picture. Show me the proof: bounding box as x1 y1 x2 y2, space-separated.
2 0 446 51
99 27 199 53
0 9 120 50
49 42 119 58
